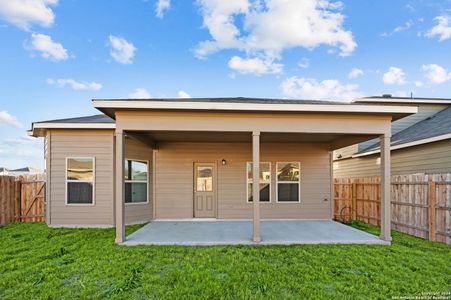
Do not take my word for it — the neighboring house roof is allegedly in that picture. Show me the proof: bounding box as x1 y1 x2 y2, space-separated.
355 95 451 104
354 106 451 157
9 167 41 173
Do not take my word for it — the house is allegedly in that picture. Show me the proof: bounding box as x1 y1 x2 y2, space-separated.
334 96 451 178
0 167 9 175
8 167 42 176
29 98 417 244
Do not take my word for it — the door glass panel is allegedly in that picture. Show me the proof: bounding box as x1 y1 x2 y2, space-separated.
196 166 213 192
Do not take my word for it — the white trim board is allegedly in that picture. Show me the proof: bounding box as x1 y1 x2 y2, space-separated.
93 100 417 115
352 133 451 158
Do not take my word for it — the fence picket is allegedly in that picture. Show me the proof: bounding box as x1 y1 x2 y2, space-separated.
334 173 451 245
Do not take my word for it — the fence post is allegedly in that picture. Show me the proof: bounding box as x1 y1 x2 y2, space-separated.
352 182 357 220
428 178 436 241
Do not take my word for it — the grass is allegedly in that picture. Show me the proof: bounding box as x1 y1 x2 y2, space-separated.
0 222 449 299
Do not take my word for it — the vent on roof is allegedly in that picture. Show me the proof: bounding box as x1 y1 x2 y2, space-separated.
382 94 392 98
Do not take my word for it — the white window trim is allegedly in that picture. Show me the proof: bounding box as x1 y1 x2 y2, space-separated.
65 157 95 206
246 162 271 204
276 162 301 203
124 158 149 205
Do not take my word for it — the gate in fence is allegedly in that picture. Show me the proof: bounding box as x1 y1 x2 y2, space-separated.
0 174 45 225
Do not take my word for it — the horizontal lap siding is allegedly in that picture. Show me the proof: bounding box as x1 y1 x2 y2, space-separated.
155 142 331 220
334 139 451 178
49 130 114 226
124 138 153 224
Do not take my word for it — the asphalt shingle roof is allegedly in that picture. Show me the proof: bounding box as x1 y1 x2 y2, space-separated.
36 114 115 124
358 106 451 154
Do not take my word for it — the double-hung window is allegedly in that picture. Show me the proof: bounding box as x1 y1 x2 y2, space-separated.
66 157 95 204
276 162 300 203
124 159 148 204
246 162 271 203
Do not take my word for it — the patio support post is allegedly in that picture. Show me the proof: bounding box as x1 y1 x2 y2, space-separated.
115 130 125 244
380 133 392 242
252 131 261 243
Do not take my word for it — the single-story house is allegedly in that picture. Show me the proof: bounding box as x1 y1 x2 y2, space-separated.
30 98 417 244
334 96 451 177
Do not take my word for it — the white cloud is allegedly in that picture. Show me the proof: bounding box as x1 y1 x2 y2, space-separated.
381 20 413 37
0 0 58 30
382 67 407 85
414 80 423 87
4 135 40 146
348 68 363 79
129 88 151 98
47 78 103 91
178 90 191 98
228 55 283 75
280 76 361 101
422 64 451 84
196 0 356 74
298 57 310 69
0 111 22 128
426 16 451 41
156 0 170 18
28 33 68 61
108 35 136 64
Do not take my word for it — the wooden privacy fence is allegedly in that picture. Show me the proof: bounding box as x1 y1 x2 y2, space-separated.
0 174 45 225
334 174 451 245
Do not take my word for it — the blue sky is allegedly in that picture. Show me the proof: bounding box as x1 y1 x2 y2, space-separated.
0 0 451 169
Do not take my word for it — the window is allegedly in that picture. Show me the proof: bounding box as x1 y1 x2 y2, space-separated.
66 157 94 204
277 162 300 202
124 160 148 204
246 162 271 203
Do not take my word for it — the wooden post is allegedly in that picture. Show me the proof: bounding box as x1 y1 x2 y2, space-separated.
352 182 357 220
115 130 125 244
252 131 261 243
380 134 392 242
428 178 436 242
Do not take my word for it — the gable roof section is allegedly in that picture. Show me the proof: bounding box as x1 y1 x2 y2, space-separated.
354 106 451 157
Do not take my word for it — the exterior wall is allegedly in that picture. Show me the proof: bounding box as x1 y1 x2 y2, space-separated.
334 139 451 178
48 129 115 226
155 142 332 220
124 137 153 224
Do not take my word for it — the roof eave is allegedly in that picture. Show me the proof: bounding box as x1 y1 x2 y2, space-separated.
92 100 418 120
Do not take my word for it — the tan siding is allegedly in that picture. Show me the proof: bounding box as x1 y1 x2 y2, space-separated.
333 144 358 160
334 139 451 178
49 129 115 226
124 137 153 224
155 142 331 220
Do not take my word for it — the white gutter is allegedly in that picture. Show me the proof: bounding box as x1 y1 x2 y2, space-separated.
352 133 451 158
93 100 418 115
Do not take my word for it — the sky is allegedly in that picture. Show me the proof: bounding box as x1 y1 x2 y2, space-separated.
0 0 451 170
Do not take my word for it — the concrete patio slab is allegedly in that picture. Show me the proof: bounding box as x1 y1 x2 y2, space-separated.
124 220 388 246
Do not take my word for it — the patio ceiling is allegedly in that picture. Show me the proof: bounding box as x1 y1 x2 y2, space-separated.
125 130 378 150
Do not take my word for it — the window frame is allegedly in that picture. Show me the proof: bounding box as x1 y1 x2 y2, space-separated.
124 158 149 205
276 162 301 203
65 157 96 206
246 161 271 204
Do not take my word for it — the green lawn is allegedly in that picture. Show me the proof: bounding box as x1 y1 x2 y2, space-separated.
0 222 449 299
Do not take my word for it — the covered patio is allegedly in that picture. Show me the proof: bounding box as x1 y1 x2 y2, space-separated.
124 220 386 245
